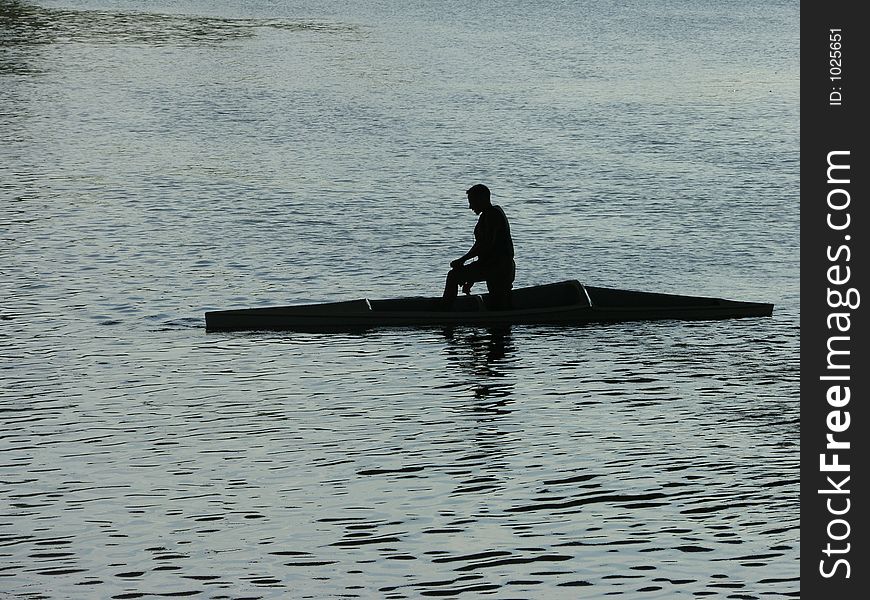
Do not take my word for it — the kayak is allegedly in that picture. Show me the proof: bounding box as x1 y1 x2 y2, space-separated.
204 280 773 332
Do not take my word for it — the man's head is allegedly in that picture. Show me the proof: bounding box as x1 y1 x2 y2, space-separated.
466 184 491 214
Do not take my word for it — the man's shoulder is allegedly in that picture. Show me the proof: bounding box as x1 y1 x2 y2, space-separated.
490 205 509 220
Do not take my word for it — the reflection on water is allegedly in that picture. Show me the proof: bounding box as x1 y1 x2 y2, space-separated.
441 326 516 401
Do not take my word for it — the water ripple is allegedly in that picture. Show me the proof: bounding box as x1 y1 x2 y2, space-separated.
1 0 798 596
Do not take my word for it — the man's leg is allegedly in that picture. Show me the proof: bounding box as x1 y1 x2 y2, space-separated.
485 260 515 310
485 280 513 310
442 263 486 310
442 267 463 307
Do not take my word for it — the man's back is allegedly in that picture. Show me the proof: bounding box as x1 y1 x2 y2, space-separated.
475 205 514 264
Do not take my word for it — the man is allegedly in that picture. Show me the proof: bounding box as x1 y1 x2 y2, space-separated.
442 184 515 310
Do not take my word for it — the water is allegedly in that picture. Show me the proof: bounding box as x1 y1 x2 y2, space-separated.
2 0 799 598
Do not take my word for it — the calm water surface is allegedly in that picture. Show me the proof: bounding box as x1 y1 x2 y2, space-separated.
2 0 799 598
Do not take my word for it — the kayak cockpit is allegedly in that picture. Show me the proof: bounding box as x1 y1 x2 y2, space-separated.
203 280 772 331
369 280 590 313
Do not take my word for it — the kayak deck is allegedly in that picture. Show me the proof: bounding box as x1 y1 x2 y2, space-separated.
204 280 773 332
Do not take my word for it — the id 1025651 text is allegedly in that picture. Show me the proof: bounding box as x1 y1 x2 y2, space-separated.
829 28 843 106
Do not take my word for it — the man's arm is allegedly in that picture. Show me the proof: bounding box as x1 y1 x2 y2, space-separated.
455 213 500 267
451 212 499 268
451 241 481 268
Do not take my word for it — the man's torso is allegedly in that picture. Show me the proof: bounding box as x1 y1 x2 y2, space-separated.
474 205 514 263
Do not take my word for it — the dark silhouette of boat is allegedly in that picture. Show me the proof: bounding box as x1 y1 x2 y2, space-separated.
204 280 773 332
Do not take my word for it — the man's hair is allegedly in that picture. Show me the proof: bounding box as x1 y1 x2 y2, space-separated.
466 184 491 203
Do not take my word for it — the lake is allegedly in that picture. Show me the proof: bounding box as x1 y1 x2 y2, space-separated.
1 0 799 598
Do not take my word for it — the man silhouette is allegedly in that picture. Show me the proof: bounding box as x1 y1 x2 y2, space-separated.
442 184 515 310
